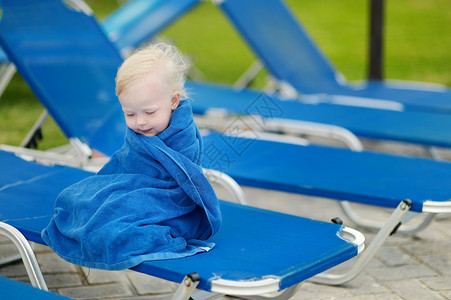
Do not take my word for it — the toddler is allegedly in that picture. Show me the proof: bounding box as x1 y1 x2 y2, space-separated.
42 43 221 270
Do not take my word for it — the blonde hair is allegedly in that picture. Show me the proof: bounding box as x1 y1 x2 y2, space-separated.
115 42 190 99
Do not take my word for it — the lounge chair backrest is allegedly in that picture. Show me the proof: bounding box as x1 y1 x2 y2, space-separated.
0 48 7 62
103 0 199 54
218 0 451 115
219 0 345 94
0 0 126 155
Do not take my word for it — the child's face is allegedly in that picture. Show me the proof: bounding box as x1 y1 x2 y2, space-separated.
119 79 180 137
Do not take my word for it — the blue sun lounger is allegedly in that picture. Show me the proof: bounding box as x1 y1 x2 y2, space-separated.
201 131 451 215
188 80 451 151
0 150 363 298
0 0 450 286
2 0 451 154
216 0 451 114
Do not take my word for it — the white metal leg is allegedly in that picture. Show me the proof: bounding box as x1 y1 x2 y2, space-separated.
233 60 264 89
264 119 364 151
0 222 47 290
309 199 412 285
0 63 15 97
0 253 22 265
203 168 248 205
0 241 36 267
339 200 437 235
20 110 49 148
172 273 201 300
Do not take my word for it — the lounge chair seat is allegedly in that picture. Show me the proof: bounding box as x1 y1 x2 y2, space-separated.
0 150 363 297
201 132 451 214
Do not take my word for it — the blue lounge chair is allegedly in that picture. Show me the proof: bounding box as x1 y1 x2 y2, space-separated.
0 0 450 285
215 0 451 114
0 150 363 298
188 81 451 152
201 131 451 217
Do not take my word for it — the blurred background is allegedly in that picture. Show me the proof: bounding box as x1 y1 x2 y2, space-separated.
1 0 450 150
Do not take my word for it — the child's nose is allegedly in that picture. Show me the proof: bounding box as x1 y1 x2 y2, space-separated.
136 114 147 125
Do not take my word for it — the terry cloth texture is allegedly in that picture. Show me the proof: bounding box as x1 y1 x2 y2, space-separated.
41 100 222 270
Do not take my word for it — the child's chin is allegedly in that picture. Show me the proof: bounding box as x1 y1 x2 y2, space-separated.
143 132 157 137
142 130 158 137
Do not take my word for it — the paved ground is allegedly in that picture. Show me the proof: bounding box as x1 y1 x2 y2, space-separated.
1 140 450 299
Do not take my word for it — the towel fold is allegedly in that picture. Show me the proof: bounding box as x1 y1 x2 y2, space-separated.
41 100 221 270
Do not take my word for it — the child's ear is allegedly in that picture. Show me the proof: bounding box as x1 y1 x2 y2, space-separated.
171 93 181 110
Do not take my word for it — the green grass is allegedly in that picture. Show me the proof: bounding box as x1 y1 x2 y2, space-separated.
1 0 450 148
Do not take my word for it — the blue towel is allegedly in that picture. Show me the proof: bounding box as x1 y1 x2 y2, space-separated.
41 100 222 270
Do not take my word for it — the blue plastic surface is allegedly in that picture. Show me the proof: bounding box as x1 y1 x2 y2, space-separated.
102 0 199 52
0 150 357 291
219 0 451 114
0 0 197 64
201 132 451 213
0 275 71 299
0 48 8 62
188 81 451 149
0 0 126 155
